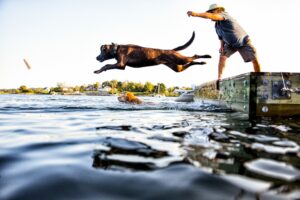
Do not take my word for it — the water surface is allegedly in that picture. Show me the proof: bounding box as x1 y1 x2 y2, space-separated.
0 95 299 200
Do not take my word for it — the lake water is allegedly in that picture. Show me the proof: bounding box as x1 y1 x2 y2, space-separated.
0 94 299 200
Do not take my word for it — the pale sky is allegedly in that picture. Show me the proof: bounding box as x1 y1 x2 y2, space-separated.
1 0 300 89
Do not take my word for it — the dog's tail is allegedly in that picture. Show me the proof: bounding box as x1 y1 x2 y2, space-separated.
173 31 195 51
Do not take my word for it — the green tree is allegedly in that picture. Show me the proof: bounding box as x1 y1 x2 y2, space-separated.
168 87 175 93
52 87 63 92
144 82 154 93
159 83 166 94
19 85 30 93
110 80 118 90
121 81 128 91
102 81 111 88
117 81 123 92
33 88 48 94
135 82 144 92
93 82 100 90
80 85 86 92
127 82 135 91
74 86 80 92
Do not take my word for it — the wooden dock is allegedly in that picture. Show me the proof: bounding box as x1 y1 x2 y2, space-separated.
195 72 300 119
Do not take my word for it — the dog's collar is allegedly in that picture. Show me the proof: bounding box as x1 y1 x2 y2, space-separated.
113 44 119 54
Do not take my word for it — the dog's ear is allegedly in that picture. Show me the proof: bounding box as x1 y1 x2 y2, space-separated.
111 43 118 53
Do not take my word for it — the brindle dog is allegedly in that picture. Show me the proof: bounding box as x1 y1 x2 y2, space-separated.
94 32 211 74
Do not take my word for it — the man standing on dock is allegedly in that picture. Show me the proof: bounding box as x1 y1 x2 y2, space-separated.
187 4 261 82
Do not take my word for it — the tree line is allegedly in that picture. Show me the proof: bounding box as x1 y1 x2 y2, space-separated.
0 80 192 96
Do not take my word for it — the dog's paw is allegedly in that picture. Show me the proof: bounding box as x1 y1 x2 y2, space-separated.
199 61 207 65
94 69 102 74
202 55 212 59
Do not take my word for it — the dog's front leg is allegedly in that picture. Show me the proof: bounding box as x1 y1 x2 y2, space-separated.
94 63 125 74
180 61 207 71
94 55 127 74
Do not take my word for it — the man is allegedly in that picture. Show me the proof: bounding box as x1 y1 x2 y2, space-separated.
187 4 261 82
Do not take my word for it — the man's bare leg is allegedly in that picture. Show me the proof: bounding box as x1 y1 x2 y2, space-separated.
216 56 227 90
252 58 261 72
218 56 227 80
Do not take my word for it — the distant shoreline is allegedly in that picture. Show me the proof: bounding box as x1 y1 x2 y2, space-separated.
0 91 178 97
0 80 192 97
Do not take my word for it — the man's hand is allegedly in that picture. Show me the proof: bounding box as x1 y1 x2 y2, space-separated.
219 46 224 54
187 11 194 17
219 40 225 54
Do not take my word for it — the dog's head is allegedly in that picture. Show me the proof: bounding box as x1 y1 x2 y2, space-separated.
96 43 118 62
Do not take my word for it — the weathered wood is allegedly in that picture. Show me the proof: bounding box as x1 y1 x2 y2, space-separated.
195 72 300 118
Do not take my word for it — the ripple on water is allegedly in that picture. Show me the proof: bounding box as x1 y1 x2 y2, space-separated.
1 164 262 200
93 137 186 170
245 158 300 181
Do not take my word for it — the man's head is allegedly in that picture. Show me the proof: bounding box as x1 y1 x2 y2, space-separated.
206 4 225 13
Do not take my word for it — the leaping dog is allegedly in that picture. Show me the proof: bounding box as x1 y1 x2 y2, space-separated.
94 32 211 74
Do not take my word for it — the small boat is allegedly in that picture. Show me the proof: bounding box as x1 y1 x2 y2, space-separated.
175 90 195 102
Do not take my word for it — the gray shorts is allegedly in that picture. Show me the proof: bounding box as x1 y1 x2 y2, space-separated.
221 39 258 62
